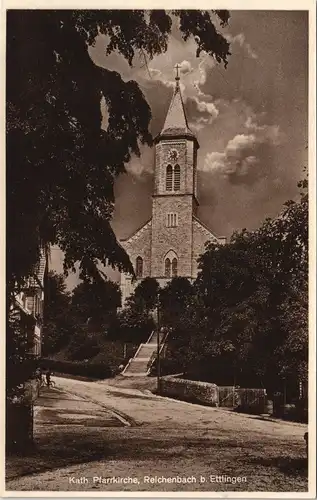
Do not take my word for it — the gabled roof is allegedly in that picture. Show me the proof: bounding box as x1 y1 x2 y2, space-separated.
193 216 226 244
28 252 47 289
120 219 152 244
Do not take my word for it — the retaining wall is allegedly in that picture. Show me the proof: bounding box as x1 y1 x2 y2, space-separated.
160 374 219 407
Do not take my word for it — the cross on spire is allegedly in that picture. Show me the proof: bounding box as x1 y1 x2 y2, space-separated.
174 63 181 82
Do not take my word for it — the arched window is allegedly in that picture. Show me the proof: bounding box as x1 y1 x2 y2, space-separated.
174 165 180 191
165 258 171 278
166 165 173 191
172 258 178 277
136 256 143 278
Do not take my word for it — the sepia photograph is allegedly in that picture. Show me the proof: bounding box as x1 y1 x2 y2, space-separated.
3 6 315 496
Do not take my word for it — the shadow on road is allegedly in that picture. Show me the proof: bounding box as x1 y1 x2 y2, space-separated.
248 456 308 477
6 425 253 480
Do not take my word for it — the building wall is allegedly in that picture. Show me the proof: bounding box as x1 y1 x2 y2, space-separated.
120 221 152 305
154 139 197 196
192 219 226 277
151 195 194 277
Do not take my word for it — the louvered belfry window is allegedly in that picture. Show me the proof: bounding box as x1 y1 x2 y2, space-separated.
174 165 180 191
165 258 171 278
166 165 173 191
136 256 143 278
172 258 178 277
166 213 178 228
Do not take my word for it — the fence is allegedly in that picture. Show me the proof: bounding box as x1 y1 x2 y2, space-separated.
219 386 267 414
218 386 237 407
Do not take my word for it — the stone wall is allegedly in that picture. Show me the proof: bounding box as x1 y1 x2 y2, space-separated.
160 375 219 407
120 220 152 305
192 218 226 277
154 139 196 195
151 195 194 277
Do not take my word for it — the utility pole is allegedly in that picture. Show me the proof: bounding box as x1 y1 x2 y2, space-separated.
157 303 161 395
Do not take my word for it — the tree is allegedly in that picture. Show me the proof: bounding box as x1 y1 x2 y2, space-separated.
128 277 160 313
160 277 195 328
5 9 232 439
42 271 74 355
113 278 160 343
191 175 308 392
115 306 155 344
71 278 121 329
7 10 231 292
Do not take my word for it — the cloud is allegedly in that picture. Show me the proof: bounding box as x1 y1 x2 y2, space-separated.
187 96 219 131
179 60 193 75
244 115 282 145
193 56 216 95
226 32 258 60
125 146 154 179
202 114 283 182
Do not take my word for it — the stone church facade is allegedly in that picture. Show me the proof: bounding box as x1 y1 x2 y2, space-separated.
120 73 225 305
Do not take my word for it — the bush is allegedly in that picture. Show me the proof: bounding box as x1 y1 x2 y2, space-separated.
295 398 308 423
65 329 101 361
149 357 184 377
67 339 101 361
92 341 138 369
40 358 112 379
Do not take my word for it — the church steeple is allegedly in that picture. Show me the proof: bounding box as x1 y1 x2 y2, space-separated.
156 65 198 147
153 65 199 202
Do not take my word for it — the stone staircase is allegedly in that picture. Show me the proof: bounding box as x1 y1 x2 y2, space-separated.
122 330 167 377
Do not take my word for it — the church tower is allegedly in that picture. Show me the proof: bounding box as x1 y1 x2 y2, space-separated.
119 67 225 305
150 69 199 281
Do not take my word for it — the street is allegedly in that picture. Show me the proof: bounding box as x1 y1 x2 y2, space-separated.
6 376 308 492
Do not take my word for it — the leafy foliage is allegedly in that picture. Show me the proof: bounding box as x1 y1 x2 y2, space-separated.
115 307 155 344
71 277 121 328
161 178 308 395
128 277 160 312
160 277 195 328
7 9 230 289
6 306 37 400
42 271 74 355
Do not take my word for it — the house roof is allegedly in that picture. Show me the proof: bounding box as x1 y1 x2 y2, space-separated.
28 252 46 288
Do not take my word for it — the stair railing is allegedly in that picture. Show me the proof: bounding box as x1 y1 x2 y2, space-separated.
121 342 144 375
146 330 156 344
146 330 169 375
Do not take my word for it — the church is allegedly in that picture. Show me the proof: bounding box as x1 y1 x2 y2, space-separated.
120 69 225 305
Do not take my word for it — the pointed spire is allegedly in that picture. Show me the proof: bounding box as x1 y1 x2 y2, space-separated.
159 65 195 138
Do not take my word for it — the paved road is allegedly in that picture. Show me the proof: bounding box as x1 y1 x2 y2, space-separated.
35 385 127 428
6 376 309 493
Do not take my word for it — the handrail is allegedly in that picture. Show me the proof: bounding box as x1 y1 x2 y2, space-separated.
146 330 169 375
123 330 170 376
146 330 156 344
121 357 132 375
122 342 144 375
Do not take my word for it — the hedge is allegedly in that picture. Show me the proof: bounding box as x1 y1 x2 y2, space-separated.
40 358 113 379
160 374 219 407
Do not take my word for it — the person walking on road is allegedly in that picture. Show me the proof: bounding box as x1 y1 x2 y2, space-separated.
45 368 51 387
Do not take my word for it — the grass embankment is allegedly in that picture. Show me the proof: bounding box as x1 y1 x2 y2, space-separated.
41 341 139 380
105 375 158 392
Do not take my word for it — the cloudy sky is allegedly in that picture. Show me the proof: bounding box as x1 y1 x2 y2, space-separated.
51 10 308 288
